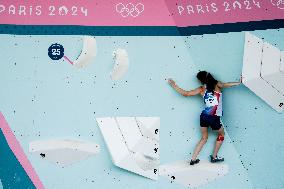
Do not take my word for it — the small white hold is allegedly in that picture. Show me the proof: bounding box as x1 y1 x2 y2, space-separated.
29 138 100 167
111 48 129 80
73 36 97 68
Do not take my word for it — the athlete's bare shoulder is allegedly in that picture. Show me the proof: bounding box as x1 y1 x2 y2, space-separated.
215 81 222 92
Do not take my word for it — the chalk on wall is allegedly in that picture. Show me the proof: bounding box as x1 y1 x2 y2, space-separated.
110 49 129 80
242 32 284 113
159 160 229 188
73 36 97 68
29 139 100 167
96 117 159 180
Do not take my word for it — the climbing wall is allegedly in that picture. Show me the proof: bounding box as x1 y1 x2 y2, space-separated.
185 29 284 189
0 29 283 189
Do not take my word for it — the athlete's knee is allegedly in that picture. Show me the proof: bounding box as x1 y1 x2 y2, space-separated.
217 134 224 142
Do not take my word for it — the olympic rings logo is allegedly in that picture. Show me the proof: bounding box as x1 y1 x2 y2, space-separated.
116 3 144 17
271 0 284 9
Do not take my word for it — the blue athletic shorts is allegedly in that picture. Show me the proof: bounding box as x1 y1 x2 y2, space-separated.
200 113 223 130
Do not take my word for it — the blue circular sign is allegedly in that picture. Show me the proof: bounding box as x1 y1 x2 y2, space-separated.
48 43 64 60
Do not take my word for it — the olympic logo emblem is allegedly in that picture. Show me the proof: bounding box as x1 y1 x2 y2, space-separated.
271 0 284 9
116 3 144 17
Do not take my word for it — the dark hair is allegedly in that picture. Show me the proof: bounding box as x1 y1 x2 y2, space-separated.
196 71 218 92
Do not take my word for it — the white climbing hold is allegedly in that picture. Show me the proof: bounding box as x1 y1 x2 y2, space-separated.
111 48 129 80
73 36 97 68
261 42 284 95
29 139 100 167
136 117 159 141
96 117 159 180
159 160 229 188
134 152 159 171
242 32 284 113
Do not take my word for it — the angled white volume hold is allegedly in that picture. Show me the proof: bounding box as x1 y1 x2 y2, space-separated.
242 32 263 83
261 42 284 95
261 42 281 77
134 152 159 171
242 32 284 113
111 49 129 80
115 117 142 151
136 117 159 141
73 36 97 68
29 139 100 167
159 160 229 188
243 79 284 113
261 73 284 96
132 137 159 160
96 117 160 180
96 117 130 165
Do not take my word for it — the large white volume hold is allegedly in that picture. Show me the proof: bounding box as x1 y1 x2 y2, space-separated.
96 117 159 180
260 42 284 95
242 32 284 113
111 49 129 80
261 42 281 77
159 160 229 188
135 117 159 141
29 139 100 167
242 32 263 83
73 36 97 68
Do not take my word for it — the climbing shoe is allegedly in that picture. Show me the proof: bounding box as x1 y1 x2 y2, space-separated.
210 155 224 163
190 159 200 165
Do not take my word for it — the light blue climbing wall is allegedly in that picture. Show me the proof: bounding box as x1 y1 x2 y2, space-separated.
0 29 283 189
186 29 284 189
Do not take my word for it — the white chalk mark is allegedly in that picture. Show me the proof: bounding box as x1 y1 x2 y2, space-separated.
111 49 129 80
